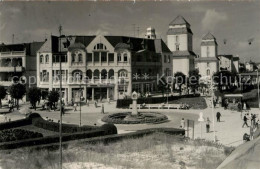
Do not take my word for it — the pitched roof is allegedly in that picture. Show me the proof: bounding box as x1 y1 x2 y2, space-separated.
154 39 171 53
218 55 233 59
167 27 193 35
233 57 239 61
169 15 190 26
172 50 196 56
202 32 216 40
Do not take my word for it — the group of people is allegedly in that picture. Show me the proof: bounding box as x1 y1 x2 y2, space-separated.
242 113 259 142
8 100 15 112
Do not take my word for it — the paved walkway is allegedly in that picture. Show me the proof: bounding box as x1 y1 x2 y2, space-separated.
0 98 258 147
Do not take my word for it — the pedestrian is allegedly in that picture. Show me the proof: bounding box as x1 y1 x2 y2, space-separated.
86 99 89 106
242 114 249 128
101 104 104 114
8 101 12 112
180 118 185 129
243 133 250 142
73 103 77 112
251 114 256 128
94 100 97 108
243 102 247 111
216 112 221 122
213 99 216 108
206 117 210 133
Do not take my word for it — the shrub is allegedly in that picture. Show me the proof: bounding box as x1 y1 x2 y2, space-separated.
100 124 118 135
0 129 43 143
0 118 32 131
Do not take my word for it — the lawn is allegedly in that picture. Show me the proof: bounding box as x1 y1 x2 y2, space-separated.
168 97 207 109
0 133 230 169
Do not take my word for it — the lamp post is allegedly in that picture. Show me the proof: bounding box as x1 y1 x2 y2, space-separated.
79 83 82 127
257 69 260 109
211 73 216 142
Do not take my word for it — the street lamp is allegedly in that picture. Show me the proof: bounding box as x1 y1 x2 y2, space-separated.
79 83 82 127
211 73 216 142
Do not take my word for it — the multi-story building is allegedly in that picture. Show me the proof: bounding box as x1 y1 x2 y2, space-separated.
167 15 196 76
0 42 44 100
195 32 219 77
218 55 239 73
37 35 171 103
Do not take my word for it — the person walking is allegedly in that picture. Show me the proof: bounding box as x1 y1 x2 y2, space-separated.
101 104 104 114
206 117 211 133
8 101 12 112
216 112 221 122
73 103 77 112
94 100 98 108
180 118 185 129
242 114 249 128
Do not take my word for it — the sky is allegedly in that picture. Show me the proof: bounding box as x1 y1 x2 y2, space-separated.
0 1 259 62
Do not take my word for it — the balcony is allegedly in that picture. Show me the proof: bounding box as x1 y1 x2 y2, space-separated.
0 66 23 72
0 51 25 58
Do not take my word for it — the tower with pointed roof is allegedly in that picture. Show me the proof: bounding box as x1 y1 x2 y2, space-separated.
167 15 196 76
195 32 219 78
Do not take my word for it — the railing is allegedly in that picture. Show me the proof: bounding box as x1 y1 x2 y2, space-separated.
0 51 25 57
0 66 23 72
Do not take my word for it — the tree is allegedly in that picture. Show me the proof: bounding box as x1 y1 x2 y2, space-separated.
27 87 42 110
213 71 238 92
0 85 7 108
157 77 168 97
174 72 186 95
47 90 60 110
8 83 26 109
188 69 201 94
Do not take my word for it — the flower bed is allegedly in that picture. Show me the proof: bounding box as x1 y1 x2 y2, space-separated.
101 112 168 124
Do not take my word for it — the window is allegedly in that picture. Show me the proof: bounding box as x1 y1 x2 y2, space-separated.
94 52 99 62
168 55 170 63
164 55 167 63
207 69 210 76
117 53 121 62
45 55 49 63
176 36 179 43
72 53 76 62
87 53 92 62
101 52 107 62
176 45 180 51
78 54 82 62
207 62 210 67
123 53 127 62
119 70 128 77
108 53 114 62
94 43 107 50
40 55 44 63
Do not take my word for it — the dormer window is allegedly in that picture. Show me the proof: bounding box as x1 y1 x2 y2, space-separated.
78 53 82 62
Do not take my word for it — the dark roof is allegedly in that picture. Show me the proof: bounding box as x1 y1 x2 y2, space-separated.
233 57 239 61
68 42 85 51
195 57 219 62
169 15 190 26
0 42 44 55
201 41 218 46
167 27 193 35
218 55 233 59
114 43 130 50
0 44 25 52
154 39 171 53
202 32 216 40
172 50 196 56
74 36 96 47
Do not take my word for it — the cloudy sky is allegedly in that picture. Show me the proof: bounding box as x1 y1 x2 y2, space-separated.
0 1 259 62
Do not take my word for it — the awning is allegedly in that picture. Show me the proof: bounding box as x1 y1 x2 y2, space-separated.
224 94 243 98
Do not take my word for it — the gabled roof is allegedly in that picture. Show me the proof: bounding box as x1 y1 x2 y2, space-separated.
202 32 216 40
154 39 171 53
169 15 190 26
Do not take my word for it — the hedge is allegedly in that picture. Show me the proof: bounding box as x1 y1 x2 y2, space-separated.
0 118 31 131
15 127 185 151
31 117 99 133
116 94 200 108
0 123 118 150
0 129 43 142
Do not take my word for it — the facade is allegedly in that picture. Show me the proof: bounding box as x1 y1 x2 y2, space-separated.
37 35 171 103
195 32 219 77
218 55 239 73
245 61 257 72
145 27 156 39
167 15 196 76
0 42 44 100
